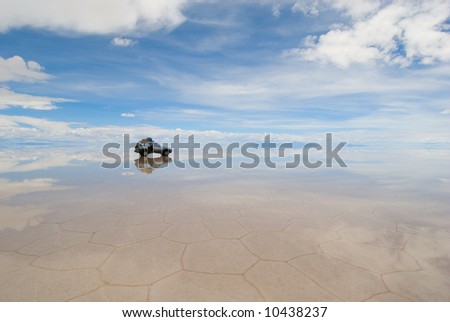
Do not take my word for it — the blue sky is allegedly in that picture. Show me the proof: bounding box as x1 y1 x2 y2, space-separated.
1 0 449 146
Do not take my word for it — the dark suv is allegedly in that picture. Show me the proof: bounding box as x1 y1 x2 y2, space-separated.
134 139 172 157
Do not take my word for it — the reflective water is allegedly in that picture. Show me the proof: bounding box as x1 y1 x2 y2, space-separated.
0 145 449 301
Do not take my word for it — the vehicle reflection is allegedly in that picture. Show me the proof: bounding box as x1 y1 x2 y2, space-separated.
134 156 172 174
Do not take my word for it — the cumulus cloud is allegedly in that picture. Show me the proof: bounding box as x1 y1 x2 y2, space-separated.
0 87 73 110
287 0 450 68
0 0 187 35
121 112 135 117
0 55 50 82
0 55 73 110
111 37 136 47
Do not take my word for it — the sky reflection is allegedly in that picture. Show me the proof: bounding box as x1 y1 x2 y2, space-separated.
0 144 449 301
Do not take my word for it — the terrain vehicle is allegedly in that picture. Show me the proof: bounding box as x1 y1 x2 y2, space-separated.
134 138 172 157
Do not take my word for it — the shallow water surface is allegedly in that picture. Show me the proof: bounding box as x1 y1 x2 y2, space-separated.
0 146 449 301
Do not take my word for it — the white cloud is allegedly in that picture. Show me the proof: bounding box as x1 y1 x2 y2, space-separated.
111 37 136 47
0 114 263 144
0 0 187 35
0 55 50 82
0 56 73 111
287 0 450 68
328 0 384 20
151 59 450 112
272 3 281 17
0 87 73 110
1 112 449 184
2 105 450 147
441 109 450 115
121 112 135 117
292 0 320 16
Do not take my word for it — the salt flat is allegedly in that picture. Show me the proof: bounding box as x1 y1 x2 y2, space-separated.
0 151 449 301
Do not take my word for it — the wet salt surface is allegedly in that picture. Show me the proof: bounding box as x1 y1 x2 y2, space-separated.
0 148 449 301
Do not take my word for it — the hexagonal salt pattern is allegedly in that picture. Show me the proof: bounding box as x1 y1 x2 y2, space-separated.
101 238 185 285
150 271 263 301
91 223 168 247
71 286 149 302
183 239 257 274
383 271 450 301
241 232 319 261
0 251 35 276
163 223 212 243
32 243 114 270
1 181 449 302
320 240 420 274
289 254 386 301
0 266 101 301
244 261 338 301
